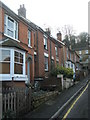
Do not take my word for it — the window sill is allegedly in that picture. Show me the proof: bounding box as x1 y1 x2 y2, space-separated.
0 75 28 81
45 69 48 72
4 33 20 42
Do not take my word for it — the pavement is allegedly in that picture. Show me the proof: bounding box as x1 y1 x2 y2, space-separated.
24 76 90 119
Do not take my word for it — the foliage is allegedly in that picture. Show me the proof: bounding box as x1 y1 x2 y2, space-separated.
62 27 88 50
50 65 73 79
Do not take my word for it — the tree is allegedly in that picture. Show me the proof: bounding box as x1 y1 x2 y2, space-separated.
76 32 88 48
62 25 75 40
78 32 88 43
62 25 76 47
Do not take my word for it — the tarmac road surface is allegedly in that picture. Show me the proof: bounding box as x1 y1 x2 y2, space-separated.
60 82 90 119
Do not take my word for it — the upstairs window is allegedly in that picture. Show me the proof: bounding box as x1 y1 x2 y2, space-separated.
55 46 58 57
28 30 31 47
4 14 18 39
44 36 48 50
44 56 48 71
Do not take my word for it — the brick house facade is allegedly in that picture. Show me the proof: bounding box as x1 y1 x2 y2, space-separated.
0 1 80 87
0 2 35 87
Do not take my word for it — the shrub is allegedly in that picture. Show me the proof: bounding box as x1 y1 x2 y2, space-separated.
50 66 73 79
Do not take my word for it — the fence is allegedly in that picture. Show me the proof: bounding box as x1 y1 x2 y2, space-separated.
2 87 31 118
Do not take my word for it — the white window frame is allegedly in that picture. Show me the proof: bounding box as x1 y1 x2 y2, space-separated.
28 30 31 47
4 14 18 40
0 48 11 78
14 49 26 77
0 47 26 81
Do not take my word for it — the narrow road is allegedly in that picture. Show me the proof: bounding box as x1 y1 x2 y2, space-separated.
24 77 89 119
60 82 89 119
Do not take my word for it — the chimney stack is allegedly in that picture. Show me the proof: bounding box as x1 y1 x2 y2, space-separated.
45 28 51 36
18 4 26 18
57 31 62 41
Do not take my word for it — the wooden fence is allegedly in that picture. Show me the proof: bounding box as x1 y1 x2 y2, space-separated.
2 87 31 118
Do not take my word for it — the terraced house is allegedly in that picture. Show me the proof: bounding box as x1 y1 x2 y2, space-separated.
0 2 35 87
0 1 80 88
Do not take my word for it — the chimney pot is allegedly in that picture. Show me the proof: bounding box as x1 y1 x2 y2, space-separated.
18 4 26 18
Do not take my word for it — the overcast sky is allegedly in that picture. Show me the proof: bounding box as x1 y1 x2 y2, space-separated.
1 0 89 38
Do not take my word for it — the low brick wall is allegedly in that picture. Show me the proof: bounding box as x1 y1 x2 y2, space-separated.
31 91 58 110
40 77 62 91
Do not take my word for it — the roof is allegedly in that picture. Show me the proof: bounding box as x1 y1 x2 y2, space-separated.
0 38 27 51
50 37 63 48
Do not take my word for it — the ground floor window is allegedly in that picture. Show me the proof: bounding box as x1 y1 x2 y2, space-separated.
0 50 10 74
14 51 23 74
0 48 25 77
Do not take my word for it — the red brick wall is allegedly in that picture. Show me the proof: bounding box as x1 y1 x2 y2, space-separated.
18 21 35 82
0 8 4 40
0 7 35 83
37 30 45 77
19 22 28 44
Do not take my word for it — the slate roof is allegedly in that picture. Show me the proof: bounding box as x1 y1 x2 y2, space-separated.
0 38 27 51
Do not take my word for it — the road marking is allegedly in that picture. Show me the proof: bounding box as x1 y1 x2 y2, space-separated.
62 82 89 120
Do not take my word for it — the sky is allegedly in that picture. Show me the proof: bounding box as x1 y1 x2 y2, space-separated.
1 0 89 39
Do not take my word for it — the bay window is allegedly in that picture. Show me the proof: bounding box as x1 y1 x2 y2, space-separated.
4 14 18 39
0 50 10 74
14 51 23 74
0 48 26 80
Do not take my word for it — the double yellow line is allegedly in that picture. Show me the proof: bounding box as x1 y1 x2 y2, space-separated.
62 82 89 120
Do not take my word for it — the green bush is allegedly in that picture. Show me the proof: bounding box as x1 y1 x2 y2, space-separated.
50 66 73 79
